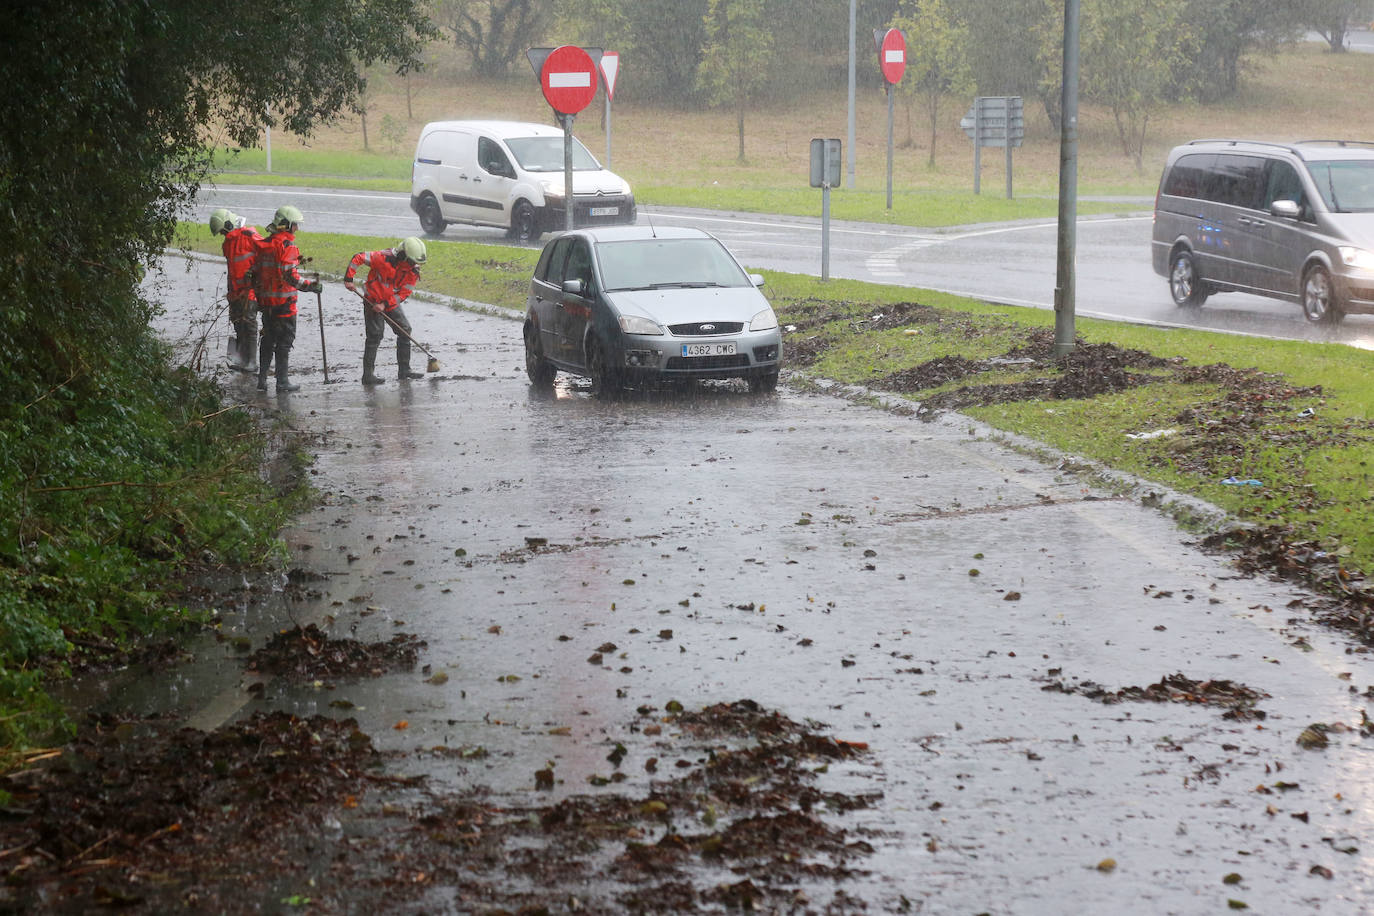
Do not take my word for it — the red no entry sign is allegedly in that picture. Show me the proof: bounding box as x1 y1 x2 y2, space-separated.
879 29 906 85
541 45 599 115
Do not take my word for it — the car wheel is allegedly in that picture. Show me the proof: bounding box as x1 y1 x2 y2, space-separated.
587 337 621 398
509 201 540 244
1302 264 1343 323
1168 250 1207 306
418 195 446 236
749 372 779 394
524 326 556 387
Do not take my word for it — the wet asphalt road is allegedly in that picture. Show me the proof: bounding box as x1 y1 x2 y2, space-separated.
195 185 1374 350
107 256 1374 913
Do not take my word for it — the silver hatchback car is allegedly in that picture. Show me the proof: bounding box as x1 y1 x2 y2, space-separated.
523 226 783 394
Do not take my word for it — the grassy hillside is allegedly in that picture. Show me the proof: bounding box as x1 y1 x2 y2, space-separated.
214 40 1374 220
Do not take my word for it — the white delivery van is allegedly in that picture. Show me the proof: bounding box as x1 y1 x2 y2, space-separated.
410 120 636 244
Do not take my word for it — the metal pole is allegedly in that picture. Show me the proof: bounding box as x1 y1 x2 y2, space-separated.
886 85 894 209
846 0 856 189
604 95 612 168
822 182 831 281
1053 0 1080 357
1006 132 1013 200
973 101 981 195
563 114 575 232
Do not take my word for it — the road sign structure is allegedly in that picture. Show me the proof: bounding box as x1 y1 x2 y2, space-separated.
959 96 1024 198
599 51 619 101
539 45 599 115
877 28 906 85
959 96 1024 148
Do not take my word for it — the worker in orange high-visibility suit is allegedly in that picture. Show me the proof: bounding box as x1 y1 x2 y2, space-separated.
253 205 320 393
209 208 263 372
344 237 426 385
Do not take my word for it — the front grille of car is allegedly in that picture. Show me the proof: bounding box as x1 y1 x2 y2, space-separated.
668 322 743 336
666 354 750 370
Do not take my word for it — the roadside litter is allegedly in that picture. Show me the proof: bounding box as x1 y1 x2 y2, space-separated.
1221 476 1263 486
1126 428 1178 440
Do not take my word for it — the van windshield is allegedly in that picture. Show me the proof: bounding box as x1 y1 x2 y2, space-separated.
1306 160 1374 213
505 136 602 172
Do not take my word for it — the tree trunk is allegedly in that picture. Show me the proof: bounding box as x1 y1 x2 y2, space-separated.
737 105 745 162
926 93 939 168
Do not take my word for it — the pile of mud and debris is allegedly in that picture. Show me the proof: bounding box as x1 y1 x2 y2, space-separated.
0 670 886 914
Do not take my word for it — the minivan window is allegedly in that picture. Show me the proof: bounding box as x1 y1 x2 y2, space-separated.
1202 154 1266 209
1162 153 1213 199
539 237 572 284
1306 159 1374 213
478 137 515 178
1261 160 1310 219
506 136 601 172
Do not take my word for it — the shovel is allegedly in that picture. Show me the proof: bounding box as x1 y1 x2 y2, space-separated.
351 288 441 373
313 274 330 383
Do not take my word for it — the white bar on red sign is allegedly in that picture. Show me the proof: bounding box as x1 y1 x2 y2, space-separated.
549 73 592 88
885 50 904 62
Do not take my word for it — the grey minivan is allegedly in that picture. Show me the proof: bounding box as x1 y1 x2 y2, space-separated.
1151 139 1374 323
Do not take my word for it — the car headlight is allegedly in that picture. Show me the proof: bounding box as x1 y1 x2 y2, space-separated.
749 307 778 331
539 178 565 201
1338 246 1374 271
618 315 663 335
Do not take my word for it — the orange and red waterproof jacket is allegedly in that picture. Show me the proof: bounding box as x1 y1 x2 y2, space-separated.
344 250 419 312
253 230 308 318
222 225 262 301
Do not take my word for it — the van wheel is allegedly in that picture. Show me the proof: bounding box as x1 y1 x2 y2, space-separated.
418 196 446 236
587 337 621 398
509 201 540 244
1302 264 1344 323
1168 250 1207 306
524 325 556 387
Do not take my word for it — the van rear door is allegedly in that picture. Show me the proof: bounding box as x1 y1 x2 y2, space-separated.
424 129 482 224
1198 154 1267 290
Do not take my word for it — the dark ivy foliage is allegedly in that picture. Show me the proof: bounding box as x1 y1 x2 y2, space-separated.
0 0 435 753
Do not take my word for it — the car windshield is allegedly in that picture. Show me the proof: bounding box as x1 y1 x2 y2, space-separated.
596 238 753 291
1305 159 1374 213
505 136 601 172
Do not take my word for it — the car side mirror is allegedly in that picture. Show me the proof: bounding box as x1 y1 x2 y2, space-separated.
750 273 765 288
1271 199 1301 219
561 278 585 296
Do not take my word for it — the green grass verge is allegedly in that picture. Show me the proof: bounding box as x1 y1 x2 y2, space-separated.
206 147 1145 228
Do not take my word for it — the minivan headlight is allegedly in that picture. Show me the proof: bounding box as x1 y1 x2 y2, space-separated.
1338 246 1374 271
538 178 565 201
749 307 779 331
619 315 663 336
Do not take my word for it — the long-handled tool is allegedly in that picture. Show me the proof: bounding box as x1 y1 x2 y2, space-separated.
351 288 441 373
313 273 330 383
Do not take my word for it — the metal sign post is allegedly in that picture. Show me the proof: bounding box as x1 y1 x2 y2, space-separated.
875 29 906 211
810 138 841 281
959 96 1024 198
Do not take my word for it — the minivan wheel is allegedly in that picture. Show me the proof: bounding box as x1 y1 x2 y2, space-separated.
1169 250 1207 306
509 201 540 244
524 326 556 387
417 195 446 236
1302 264 1343 324
587 337 621 398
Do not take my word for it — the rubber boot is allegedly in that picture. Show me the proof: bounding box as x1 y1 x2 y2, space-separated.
256 335 270 390
275 352 300 393
240 324 258 374
361 346 385 385
397 336 422 380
